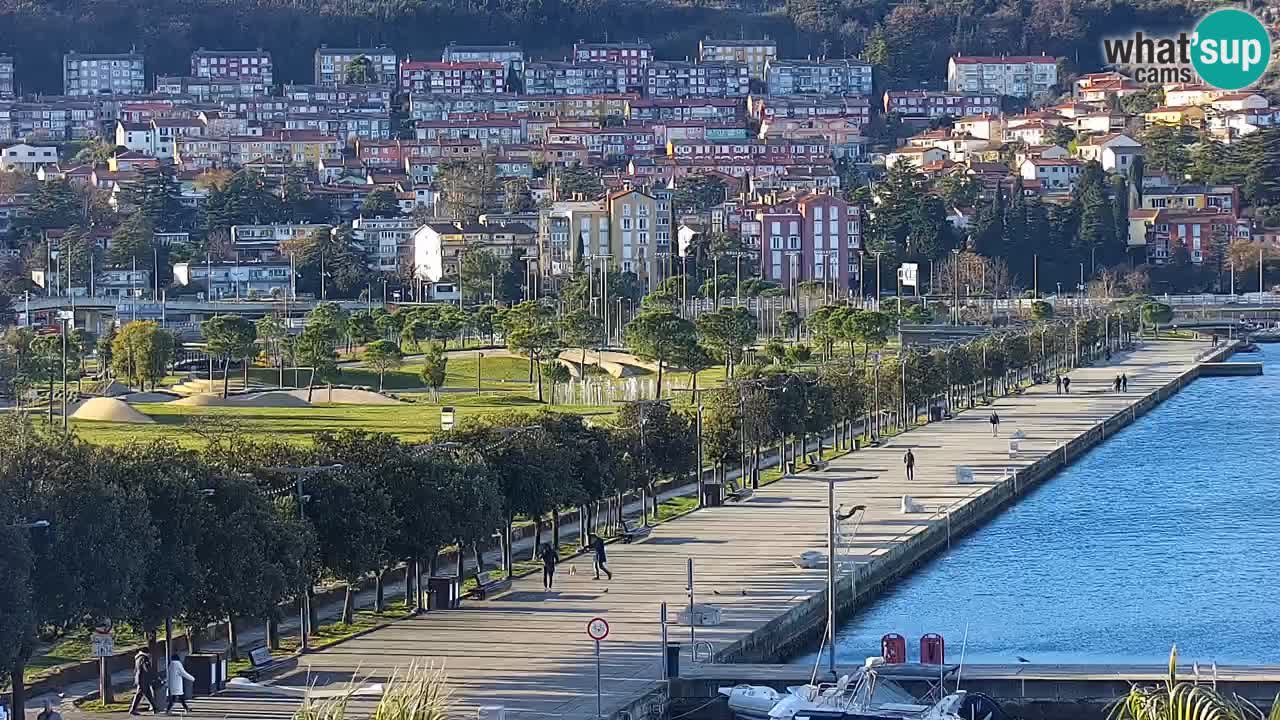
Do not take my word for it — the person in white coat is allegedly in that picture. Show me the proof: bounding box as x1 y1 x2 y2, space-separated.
165 654 195 715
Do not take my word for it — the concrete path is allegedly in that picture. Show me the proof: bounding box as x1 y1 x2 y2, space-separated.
53 340 1209 720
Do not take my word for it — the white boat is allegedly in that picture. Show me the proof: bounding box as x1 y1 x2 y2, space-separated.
719 659 1007 720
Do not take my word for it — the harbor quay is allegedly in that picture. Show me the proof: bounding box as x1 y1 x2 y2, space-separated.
68 339 1232 720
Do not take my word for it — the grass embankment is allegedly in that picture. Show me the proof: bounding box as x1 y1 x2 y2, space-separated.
71 394 616 446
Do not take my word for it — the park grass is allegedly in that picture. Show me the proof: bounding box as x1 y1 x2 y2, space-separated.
70 395 617 447
75 699 133 713
245 355 533 392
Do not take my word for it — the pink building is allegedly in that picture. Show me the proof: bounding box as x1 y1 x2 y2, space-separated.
742 192 862 290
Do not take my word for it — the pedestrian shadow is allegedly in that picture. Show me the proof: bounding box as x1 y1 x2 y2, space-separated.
643 536 729 545
500 591 609 602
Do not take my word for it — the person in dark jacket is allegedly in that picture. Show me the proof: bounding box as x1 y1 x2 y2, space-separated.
988 411 1001 437
590 534 612 580
128 649 159 715
540 544 558 589
903 448 916 481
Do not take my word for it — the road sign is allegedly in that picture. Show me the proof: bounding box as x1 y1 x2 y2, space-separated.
898 263 919 288
586 617 609 641
91 631 114 658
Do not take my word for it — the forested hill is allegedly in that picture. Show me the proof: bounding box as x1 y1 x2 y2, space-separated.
1 0 1200 94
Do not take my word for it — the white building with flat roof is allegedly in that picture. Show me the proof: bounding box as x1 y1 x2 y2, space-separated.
947 55 1058 99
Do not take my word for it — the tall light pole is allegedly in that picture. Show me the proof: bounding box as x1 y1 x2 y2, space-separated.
871 251 883 311
951 248 960 325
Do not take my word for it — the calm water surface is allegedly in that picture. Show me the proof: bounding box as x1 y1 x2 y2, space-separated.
799 345 1280 666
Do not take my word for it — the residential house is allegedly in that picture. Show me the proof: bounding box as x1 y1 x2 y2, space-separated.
352 216 416 273
1075 133 1142 173
0 55 14 99
413 220 537 291
646 61 750 99
314 47 398 86
442 43 524 78
524 62 627 95
759 116 867 160
699 38 777 81
1073 72 1144 103
885 146 947 169
400 61 507 95
573 41 653 92
745 191 860 290
173 260 293 299
628 97 741 122
1139 184 1238 212
946 55 1059 99
750 95 871 127
883 90 1000 119
1143 105 1205 127
231 223 330 258
1128 207 1246 263
1019 157 1082 190
953 115 1004 140
1209 92 1269 114
0 143 58 171
764 59 873 97
1162 83 1225 108
63 52 145 95
191 49 273 85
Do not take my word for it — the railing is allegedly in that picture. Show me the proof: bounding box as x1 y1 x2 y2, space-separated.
692 640 716 664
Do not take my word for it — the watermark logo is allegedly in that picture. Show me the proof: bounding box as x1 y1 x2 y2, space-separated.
1102 8 1272 90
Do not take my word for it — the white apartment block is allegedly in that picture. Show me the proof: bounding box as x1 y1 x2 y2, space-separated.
946 55 1059 99
63 52 145 95
352 216 415 273
314 47 398 86
699 38 777 81
231 223 331 258
191 49 274 85
0 56 14 99
765 59 873 97
173 260 293 300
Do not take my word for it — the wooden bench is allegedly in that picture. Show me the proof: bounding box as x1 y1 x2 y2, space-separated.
241 646 292 680
621 519 651 543
724 479 754 502
472 569 511 600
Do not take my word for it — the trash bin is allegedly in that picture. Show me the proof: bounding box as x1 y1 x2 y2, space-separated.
427 575 460 610
184 654 219 695
665 643 681 679
702 482 722 507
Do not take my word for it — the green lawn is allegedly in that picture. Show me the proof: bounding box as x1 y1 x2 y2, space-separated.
71 395 617 447
246 355 534 392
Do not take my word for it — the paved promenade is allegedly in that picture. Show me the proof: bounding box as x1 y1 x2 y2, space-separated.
58 340 1209 720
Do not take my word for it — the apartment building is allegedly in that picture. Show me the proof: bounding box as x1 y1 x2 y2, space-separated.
539 200 610 275
699 38 777 81
413 220 537 285
572 41 653 92
946 55 1059 99
0 143 58 172
744 192 860 290
155 75 270 101
442 43 525 78
524 62 627 96
0 56 13 99
63 52 145 95
765 59 873 97
191 49 273 85
0 100 100 141
352 216 416 273
605 188 667 280
314 47 398 86
646 61 750 99
173 260 293 299
1128 208 1247 263
883 90 1001 119
400 61 507 95
231 223 331 258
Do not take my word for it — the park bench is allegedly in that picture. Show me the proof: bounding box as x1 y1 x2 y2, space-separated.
472 569 511 600
724 479 754 502
241 646 293 680
621 519 652 543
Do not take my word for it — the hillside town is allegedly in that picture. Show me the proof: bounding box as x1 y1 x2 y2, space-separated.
0 39 1276 311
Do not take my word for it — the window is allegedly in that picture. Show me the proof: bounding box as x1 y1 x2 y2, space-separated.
770 236 782 250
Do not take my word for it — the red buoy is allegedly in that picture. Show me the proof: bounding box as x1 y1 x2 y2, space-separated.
881 633 907 664
920 633 945 664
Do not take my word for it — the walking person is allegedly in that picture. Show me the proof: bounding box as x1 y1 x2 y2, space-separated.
590 534 612 580
539 543 558 590
128 648 159 716
1113 375 1122 392
903 448 916 481
164 654 194 715
37 699 64 720
1062 376 1071 394
989 411 1000 437
1121 373 1128 392
1055 375 1063 394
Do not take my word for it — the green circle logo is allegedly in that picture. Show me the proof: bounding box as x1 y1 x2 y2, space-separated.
1192 9 1272 90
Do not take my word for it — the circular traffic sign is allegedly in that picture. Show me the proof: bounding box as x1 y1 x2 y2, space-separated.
587 617 609 641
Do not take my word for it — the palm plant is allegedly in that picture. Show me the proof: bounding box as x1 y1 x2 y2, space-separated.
1108 647 1280 720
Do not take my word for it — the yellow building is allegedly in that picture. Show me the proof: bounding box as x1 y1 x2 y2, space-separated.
1143 105 1205 127
606 189 659 281
699 38 777 81
540 200 610 276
